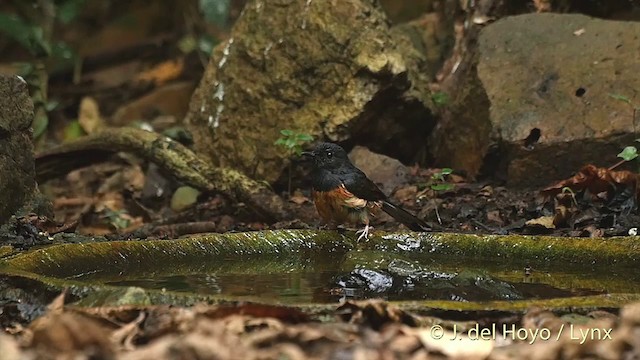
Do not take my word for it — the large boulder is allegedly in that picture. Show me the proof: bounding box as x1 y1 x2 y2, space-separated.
348 146 409 196
430 14 640 187
184 0 435 183
0 75 36 224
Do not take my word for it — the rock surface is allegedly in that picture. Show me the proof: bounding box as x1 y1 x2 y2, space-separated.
431 14 640 187
348 146 409 197
184 0 435 183
0 75 36 224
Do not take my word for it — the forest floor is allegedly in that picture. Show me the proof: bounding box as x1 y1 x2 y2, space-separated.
40 154 640 241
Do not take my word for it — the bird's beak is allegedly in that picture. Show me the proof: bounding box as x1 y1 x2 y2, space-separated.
301 151 315 159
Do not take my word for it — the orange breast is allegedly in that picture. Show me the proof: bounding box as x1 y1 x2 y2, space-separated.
312 189 350 223
312 185 381 226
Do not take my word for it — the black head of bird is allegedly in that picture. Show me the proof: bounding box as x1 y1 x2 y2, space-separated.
301 142 349 170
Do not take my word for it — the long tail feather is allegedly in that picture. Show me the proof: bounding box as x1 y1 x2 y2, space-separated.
381 201 430 232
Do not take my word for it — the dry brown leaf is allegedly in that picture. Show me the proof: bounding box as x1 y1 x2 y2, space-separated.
28 312 114 358
525 216 555 229
413 325 494 359
47 291 67 314
542 164 640 201
202 303 310 324
94 192 125 213
486 210 503 226
9 299 640 360
112 81 195 125
393 185 418 205
135 58 184 86
78 97 105 134
336 300 418 330
289 189 310 205
533 0 552 12
110 311 145 351
0 332 22 360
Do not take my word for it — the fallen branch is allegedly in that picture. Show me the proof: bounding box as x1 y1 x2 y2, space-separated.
35 127 290 221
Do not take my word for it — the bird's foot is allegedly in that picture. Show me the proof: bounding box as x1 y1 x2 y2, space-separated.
356 224 372 241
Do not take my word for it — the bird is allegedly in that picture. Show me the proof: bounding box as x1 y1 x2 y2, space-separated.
302 142 430 240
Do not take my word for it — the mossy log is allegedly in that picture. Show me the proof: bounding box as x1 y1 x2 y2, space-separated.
1 230 639 311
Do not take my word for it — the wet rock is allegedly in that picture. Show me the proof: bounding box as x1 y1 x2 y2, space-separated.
184 0 435 183
0 75 36 224
430 14 640 188
0 275 64 328
348 146 409 196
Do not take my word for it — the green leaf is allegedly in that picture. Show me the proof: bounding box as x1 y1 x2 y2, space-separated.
296 134 314 142
284 141 297 149
63 120 85 142
440 168 453 175
57 0 86 24
45 100 60 112
0 13 48 55
32 112 49 139
618 146 638 161
274 138 286 146
199 0 230 27
162 126 193 144
197 35 216 55
432 91 449 107
178 34 197 54
104 209 131 230
431 183 454 192
280 129 294 136
51 41 75 60
29 26 51 56
16 62 35 77
609 93 632 105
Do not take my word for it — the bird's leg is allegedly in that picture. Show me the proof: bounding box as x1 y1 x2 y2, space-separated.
356 223 372 241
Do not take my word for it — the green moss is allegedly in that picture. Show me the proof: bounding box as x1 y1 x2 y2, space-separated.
416 233 640 266
1 230 639 310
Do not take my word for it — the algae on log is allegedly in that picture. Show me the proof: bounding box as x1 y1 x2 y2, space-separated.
0 230 349 278
35 127 289 221
3 230 640 279
2 230 640 311
184 0 435 183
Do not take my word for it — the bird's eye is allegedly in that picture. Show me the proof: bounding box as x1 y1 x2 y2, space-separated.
326 151 333 158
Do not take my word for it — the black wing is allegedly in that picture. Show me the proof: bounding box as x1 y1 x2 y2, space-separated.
340 167 387 201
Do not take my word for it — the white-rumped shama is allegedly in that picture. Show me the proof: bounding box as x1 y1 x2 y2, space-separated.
302 142 430 240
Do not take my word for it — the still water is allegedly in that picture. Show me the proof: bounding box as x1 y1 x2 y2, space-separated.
96 251 639 304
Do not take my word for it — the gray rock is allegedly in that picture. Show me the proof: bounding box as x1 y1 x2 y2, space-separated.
0 75 36 224
184 0 434 183
349 146 409 197
431 14 640 187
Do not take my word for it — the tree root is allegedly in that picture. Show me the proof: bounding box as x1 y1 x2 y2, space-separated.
35 127 290 221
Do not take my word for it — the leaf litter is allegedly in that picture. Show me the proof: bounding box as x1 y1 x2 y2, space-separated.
3 293 640 359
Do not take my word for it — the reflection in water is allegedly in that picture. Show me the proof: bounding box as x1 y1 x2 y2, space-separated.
104 252 630 305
